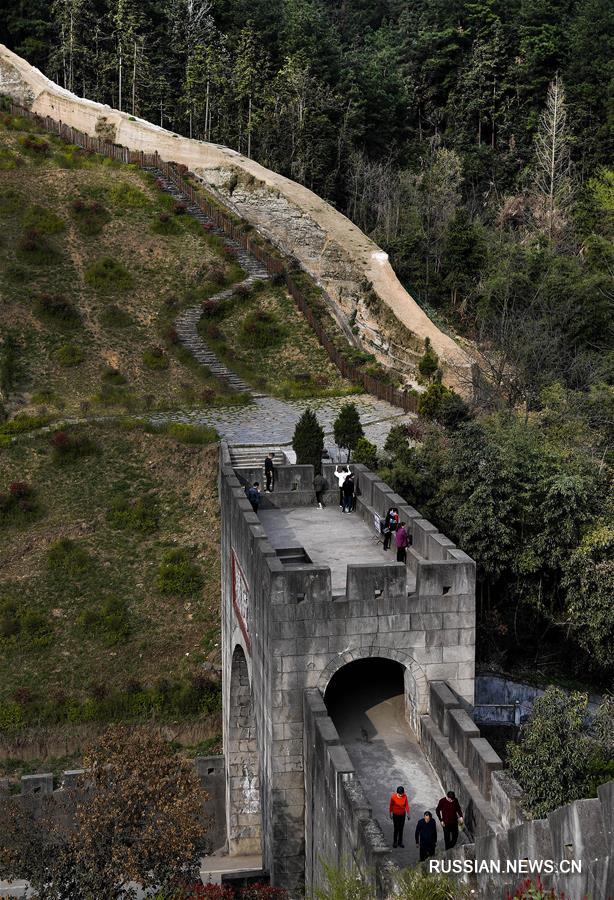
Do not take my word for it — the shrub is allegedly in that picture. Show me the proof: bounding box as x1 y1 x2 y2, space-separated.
151 212 181 235
0 148 23 170
78 597 130 646
85 256 133 292
18 134 49 155
0 482 37 525
34 292 80 327
101 367 127 386
71 198 110 236
0 413 51 436
108 181 148 208
173 201 187 215
0 599 51 647
143 346 169 370
239 310 285 349
54 342 85 366
333 402 364 461
353 437 378 469
165 423 218 445
418 382 470 428
100 304 133 328
23 205 66 235
50 430 97 463
0 188 23 216
166 327 179 345
46 538 93 580
17 227 58 264
156 548 203 596
106 495 159 533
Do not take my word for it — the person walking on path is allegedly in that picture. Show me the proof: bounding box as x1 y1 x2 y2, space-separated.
383 507 399 551
395 521 409 563
436 790 464 850
342 472 355 513
246 482 261 513
313 472 326 508
389 786 410 848
264 453 275 492
415 810 437 862
334 465 349 508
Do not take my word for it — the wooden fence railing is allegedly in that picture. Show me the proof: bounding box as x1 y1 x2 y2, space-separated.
8 102 418 413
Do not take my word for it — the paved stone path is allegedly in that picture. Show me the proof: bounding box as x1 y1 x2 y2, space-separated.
149 394 412 453
145 167 270 394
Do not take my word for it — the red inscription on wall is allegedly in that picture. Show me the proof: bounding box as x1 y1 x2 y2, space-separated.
231 550 251 655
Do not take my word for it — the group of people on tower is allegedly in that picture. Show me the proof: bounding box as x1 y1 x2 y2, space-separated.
389 787 464 861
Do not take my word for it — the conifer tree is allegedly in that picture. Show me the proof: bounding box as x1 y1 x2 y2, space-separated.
292 408 324 473
333 402 364 462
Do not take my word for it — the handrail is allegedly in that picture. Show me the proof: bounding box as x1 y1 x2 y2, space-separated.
7 101 418 414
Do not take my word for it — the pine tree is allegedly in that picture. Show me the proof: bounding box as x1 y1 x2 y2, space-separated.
333 402 364 462
292 408 324 473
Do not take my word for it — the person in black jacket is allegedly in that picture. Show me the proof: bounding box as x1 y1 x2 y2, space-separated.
264 453 275 492
415 810 437 862
342 473 355 513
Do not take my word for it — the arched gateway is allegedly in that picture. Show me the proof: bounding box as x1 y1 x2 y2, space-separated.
220 444 476 894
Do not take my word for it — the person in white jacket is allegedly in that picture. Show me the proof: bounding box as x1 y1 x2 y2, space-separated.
334 465 349 509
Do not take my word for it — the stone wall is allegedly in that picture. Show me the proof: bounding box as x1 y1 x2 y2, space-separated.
420 682 525 839
220 447 476 893
435 781 614 899
0 42 472 387
303 690 397 898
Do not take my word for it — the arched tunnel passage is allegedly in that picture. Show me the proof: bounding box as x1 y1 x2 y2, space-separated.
324 657 445 867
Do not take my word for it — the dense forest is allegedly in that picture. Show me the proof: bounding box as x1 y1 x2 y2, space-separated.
2 0 613 686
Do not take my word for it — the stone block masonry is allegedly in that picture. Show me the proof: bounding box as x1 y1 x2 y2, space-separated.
220 445 476 894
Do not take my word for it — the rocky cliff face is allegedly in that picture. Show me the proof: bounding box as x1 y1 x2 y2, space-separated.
0 42 472 388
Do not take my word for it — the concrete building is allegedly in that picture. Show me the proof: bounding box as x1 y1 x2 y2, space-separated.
219 446 476 893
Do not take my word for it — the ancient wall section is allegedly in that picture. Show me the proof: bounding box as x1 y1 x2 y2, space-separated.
219 445 476 893
0 42 472 386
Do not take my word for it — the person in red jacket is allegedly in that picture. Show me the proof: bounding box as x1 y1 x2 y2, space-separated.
389 785 410 848
436 789 464 849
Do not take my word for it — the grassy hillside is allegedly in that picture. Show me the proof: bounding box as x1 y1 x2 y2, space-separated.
0 421 221 739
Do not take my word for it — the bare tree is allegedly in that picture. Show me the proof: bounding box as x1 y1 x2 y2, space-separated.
533 74 573 241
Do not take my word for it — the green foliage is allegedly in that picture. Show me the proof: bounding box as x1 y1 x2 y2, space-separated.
71 198 110 236
108 181 149 208
156 549 203 596
418 383 470 429
151 212 182 235
563 524 614 668
107 495 159 533
314 863 372 900
143 346 170 370
0 147 22 169
0 414 51 437
417 337 440 381
78 597 130 645
395 867 470 899
352 437 378 470
0 187 22 216
239 309 285 349
46 538 94 581
0 599 52 647
292 408 324 474
85 256 133 291
34 292 80 327
99 304 133 328
333 403 364 461
54 342 85 366
0 334 19 395
22 204 65 235
507 687 612 818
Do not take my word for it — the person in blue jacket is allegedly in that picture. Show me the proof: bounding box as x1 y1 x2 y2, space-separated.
415 810 437 862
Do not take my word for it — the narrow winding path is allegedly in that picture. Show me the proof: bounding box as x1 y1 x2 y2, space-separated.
144 170 414 451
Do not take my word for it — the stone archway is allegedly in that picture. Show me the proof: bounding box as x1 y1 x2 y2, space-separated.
227 645 261 855
317 646 428 734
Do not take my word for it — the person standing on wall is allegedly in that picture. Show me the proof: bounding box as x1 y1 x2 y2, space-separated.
395 521 409 562
264 452 275 493
436 790 464 849
383 507 399 551
415 810 437 861
313 471 326 508
334 465 349 508
246 482 261 513
342 472 355 513
389 786 410 848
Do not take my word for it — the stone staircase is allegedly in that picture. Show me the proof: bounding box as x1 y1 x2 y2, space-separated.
144 168 269 395
228 447 287 467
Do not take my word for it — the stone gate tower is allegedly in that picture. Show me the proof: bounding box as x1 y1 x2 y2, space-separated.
219 444 476 893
